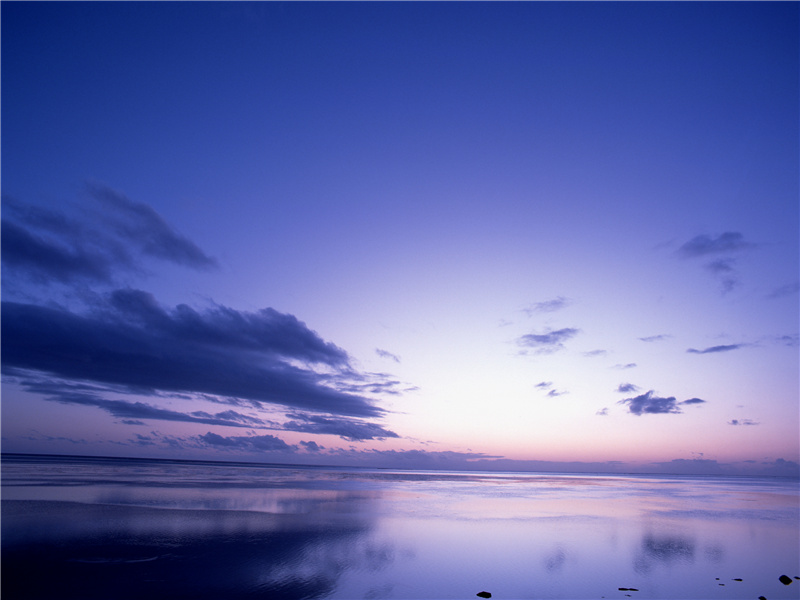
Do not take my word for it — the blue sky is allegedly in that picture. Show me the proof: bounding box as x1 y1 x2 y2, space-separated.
2 2 798 476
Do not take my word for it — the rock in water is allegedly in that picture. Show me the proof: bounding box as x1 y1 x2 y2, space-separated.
779 575 792 585
476 592 492 598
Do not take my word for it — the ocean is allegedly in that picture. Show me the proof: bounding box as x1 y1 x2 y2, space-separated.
1 454 798 599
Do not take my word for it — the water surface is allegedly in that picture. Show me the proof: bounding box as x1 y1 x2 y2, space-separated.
2 454 798 599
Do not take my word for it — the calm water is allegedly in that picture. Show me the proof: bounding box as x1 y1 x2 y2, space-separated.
2 455 798 600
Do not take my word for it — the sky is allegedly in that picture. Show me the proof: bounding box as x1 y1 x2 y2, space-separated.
2 2 798 476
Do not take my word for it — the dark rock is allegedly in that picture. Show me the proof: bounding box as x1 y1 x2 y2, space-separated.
476 592 492 599
779 574 792 585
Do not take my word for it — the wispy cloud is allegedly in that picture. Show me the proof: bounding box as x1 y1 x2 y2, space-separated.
86 182 218 270
535 381 553 389
728 419 759 426
639 334 671 343
612 363 637 370
596 408 609 416
618 390 707 415
282 413 398 441
686 344 746 354
517 327 580 353
675 232 755 294
375 348 401 363
547 389 567 398
523 296 571 315
767 282 800 299
676 232 753 258
583 349 607 357
616 383 639 393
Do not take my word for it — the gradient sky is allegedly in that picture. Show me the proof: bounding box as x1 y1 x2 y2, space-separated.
2 2 798 476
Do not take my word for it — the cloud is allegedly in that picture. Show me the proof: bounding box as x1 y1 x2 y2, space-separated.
547 389 567 398
767 282 800 299
612 363 637 370
1 219 114 283
375 348 401 363
639 334 671 343
535 381 553 389
616 383 639 393
282 413 399 441
523 296 571 315
596 408 609 416
704 257 739 293
676 232 753 258
728 419 759 426
517 328 579 353
300 440 323 452
198 432 295 452
2 186 216 289
16 378 270 428
2 296 384 418
618 391 707 415
583 349 607 357
686 344 746 354
86 182 217 270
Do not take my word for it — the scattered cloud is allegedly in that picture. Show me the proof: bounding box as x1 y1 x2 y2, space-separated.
616 383 639 393
523 296 571 315
583 349 607 357
676 232 753 258
535 381 553 389
639 334 671 343
375 348 401 363
704 257 739 293
547 389 567 398
728 419 759 426
686 344 746 354
612 363 637 370
517 327 580 353
596 408 609 416
618 391 707 415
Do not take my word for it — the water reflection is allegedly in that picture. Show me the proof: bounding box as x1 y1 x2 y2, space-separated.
3 456 799 600
3 498 394 600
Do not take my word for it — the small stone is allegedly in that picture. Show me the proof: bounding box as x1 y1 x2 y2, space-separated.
779 575 792 585
476 592 492 599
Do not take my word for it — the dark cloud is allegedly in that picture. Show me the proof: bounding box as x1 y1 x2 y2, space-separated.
676 232 753 258
375 348 401 363
618 391 706 415
523 296 571 315
639 334 671 343
2 187 217 291
686 344 745 354
728 419 759 426
1 219 114 283
86 182 218 270
2 297 384 418
616 383 639 393
198 432 295 452
300 440 323 452
282 413 399 441
517 328 579 353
